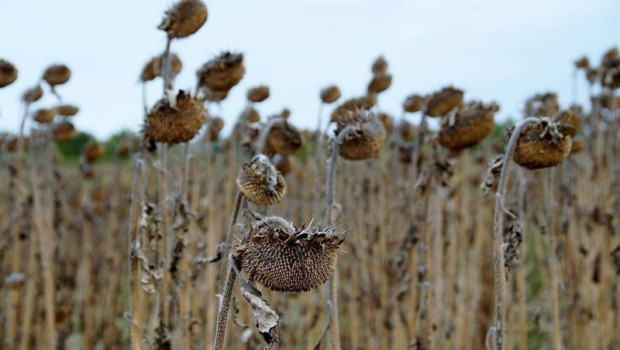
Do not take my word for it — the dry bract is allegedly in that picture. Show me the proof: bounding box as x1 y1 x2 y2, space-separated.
438 102 498 151
233 218 344 292
43 64 71 86
247 85 270 103
197 51 245 92
403 94 425 113
367 73 392 94
33 108 56 124
320 85 341 104
22 84 43 103
54 104 79 117
236 155 287 205
265 121 303 156
513 118 573 169
158 0 208 39
336 112 386 160
53 121 77 142
83 141 104 163
426 87 464 117
145 90 206 144
0 59 18 88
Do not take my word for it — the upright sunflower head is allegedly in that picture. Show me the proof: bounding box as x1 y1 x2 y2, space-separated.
233 217 345 292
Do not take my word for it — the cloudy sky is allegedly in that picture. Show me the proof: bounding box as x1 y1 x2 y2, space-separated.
1 0 618 139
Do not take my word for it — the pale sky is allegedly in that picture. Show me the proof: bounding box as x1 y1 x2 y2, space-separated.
1 0 619 139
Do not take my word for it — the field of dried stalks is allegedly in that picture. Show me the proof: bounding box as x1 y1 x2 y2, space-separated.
1 1 619 350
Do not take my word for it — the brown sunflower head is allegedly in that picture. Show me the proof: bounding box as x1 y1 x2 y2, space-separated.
22 84 43 103
144 90 206 144
43 64 71 86
574 56 590 70
525 92 559 117
377 112 394 134
367 73 392 94
247 85 270 103
586 68 600 85
0 59 18 88
158 0 207 39
237 155 287 205
425 86 464 117
53 104 79 117
1 134 29 153
372 55 388 75
330 96 375 124
233 217 345 292
554 110 580 137
52 121 77 142
116 138 141 157
438 101 498 151
272 154 293 177
196 51 245 92
602 46 618 65
241 106 261 124
602 58 620 89
202 86 229 103
207 116 225 141
398 119 416 141
403 94 425 113
33 108 56 124
264 120 303 156
513 118 573 169
320 85 341 104
140 53 183 82
335 110 386 160
83 141 104 163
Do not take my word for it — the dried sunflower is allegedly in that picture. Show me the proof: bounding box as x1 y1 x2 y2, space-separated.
196 51 245 92
144 90 206 144
438 102 498 151
0 59 18 88
237 154 287 205
158 0 208 39
425 87 464 117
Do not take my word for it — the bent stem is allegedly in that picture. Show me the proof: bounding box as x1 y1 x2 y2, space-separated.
492 117 539 350
213 191 243 350
322 125 356 350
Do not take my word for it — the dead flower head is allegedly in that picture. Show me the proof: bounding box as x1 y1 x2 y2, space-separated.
196 51 245 92
403 94 425 113
43 64 71 86
233 216 345 292
237 154 287 205
247 85 270 103
438 101 498 151
425 86 464 117
335 109 386 160
0 59 18 88
513 115 577 170
144 90 206 144
264 120 303 156
22 84 43 103
53 121 77 142
320 85 341 104
158 0 208 39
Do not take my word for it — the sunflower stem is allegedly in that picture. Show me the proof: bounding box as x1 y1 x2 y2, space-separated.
491 117 539 350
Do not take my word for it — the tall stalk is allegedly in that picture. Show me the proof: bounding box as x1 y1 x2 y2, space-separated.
129 156 146 350
491 117 539 350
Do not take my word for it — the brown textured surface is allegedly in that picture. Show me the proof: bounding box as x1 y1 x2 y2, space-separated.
53 121 77 142
247 85 270 102
140 54 183 82
54 104 79 117
234 222 344 292
236 156 287 205
0 59 18 88
43 64 71 86
403 94 425 113
320 85 341 104
438 103 497 151
426 86 464 117
336 113 386 160
145 90 206 144
83 141 104 163
22 84 43 103
513 123 573 169
33 109 56 124
330 96 375 124
265 121 303 156
196 51 245 92
158 0 207 39
367 73 392 94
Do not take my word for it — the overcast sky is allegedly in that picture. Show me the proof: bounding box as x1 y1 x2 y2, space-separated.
1 0 619 140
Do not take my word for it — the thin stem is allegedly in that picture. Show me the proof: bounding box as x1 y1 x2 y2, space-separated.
213 191 243 350
129 155 145 350
492 117 539 350
322 125 355 350
162 37 172 96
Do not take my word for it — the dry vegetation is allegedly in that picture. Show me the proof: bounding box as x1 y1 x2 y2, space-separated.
1 1 620 350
